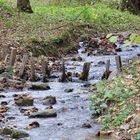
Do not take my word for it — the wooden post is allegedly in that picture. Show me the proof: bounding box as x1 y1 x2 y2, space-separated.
30 57 36 81
80 62 90 81
59 59 68 82
41 59 50 82
115 55 122 73
10 48 17 67
19 54 28 78
102 60 111 80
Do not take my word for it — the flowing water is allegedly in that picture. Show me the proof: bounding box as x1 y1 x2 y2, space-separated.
0 43 140 140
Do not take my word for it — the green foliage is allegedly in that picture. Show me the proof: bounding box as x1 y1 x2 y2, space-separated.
124 33 140 46
90 62 140 129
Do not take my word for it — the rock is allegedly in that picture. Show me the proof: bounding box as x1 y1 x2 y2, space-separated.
14 94 34 106
98 61 105 65
82 123 92 128
0 95 6 98
95 130 114 137
11 130 29 139
43 96 56 105
26 121 40 129
29 109 57 118
1 101 8 106
115 47 122 52
57 122 63 126
2 127 13 135
71 56 83 61
64 88 74 93
0 105 8 113
20 107 38 116
29 83 50 90
2 126 29 138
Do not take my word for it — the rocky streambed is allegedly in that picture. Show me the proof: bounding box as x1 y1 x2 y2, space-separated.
0 36 140 140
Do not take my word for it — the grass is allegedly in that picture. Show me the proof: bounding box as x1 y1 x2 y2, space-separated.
1 0 140 56
90 59 140 130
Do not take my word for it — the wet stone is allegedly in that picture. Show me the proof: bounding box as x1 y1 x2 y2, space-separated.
0 95 6 98
2 126 29 139
43 96 56 105
29 83 50 90
26 121 40 129
20 107 38 116
14 94 34 106
29 109 57 118
1 101 8 106
64 88 74 93
82 123 92 128
98 61 105 65
0 105 8 113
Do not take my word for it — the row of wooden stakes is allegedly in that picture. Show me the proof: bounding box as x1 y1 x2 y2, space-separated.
5 48 123 82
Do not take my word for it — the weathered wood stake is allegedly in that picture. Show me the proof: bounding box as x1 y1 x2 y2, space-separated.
102 60 111 80
19 54 28 78
30 57 36 81
41 59 50 82
80 62 90 81
10 48 17 66
115 55 122 73
59 59 68 82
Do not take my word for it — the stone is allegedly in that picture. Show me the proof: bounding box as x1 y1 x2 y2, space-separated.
64 88 74 93
0 105 8 113
20 107 38 116
0 95 6 98
29 83 50 90
82 123 92 128
11 130 29 139
2 127 13 135
43 96 56 105
26 121 40 129
14 94 34 106
98 61 105 65
29 109 57 118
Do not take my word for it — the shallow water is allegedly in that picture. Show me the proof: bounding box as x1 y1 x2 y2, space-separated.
0 43 140 140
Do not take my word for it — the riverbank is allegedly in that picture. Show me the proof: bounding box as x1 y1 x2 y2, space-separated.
91 58 140 140
1 0 140 57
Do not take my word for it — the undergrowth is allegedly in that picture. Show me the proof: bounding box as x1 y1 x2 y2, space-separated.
90 59 140 129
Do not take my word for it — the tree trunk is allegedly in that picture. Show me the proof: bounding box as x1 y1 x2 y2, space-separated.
120 0 140 14
17 0 33 13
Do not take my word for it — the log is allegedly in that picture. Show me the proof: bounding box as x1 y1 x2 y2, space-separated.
10 48 17 67
19 54 28 78
80 62 90 81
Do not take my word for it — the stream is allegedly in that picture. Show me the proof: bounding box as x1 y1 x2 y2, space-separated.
0 42 140 140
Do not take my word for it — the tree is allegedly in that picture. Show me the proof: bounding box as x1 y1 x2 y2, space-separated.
17 0 33 13
120 0 140 14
